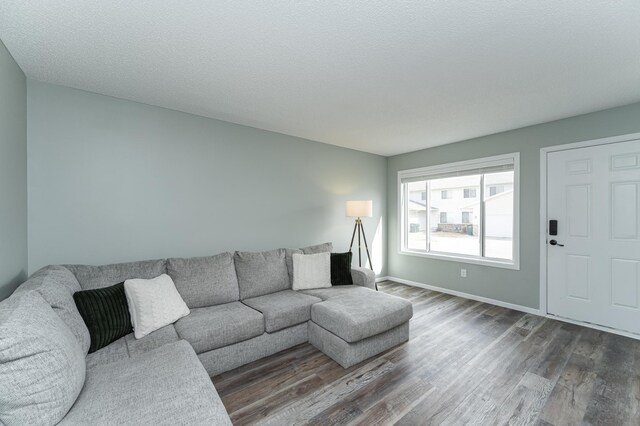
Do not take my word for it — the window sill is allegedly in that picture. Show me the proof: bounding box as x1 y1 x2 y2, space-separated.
398 249 520 270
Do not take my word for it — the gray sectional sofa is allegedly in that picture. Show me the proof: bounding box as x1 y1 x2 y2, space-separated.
0 243 412 425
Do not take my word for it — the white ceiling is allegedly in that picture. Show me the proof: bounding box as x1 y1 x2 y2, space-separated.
1 1 640 156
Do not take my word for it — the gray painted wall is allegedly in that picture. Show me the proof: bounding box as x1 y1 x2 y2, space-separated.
387 102 640 309
0 40 27 300
27 81 387 275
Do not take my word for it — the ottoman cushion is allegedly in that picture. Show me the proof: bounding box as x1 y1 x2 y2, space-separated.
311 289 412 343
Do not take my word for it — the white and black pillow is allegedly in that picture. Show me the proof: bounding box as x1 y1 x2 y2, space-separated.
73 282 132 353
292 252 332 291
124 274 190 339
330 252 353 285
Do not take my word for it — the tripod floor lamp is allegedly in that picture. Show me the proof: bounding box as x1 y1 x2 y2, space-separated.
346 200 374 273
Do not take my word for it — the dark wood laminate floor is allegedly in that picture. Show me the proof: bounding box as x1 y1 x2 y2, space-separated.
212 281 640 425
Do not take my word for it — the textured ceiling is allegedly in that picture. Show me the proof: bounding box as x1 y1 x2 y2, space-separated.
1 1 640 156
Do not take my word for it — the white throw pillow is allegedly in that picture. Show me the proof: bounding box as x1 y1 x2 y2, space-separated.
124 274 190 339
292 252 332 291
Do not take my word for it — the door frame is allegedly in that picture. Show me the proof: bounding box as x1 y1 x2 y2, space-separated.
539 132 640 320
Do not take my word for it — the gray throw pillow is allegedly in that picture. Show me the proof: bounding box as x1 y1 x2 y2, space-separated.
0 291 86 425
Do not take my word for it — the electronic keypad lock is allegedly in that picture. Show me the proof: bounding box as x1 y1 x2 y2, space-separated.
549 220 558 236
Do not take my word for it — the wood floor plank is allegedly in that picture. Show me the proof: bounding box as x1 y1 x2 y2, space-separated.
582 333 638 426
417 318 562 424
488 372 554 426
536 327 604 426
211 282 639 425
257 358 396 426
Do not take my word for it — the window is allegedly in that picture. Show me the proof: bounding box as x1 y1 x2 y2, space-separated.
399 153 519 269
463 188 477 198
421 191 426 200
488 185 505 196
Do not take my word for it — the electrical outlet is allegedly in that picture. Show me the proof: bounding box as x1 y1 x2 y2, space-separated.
460 268 467 278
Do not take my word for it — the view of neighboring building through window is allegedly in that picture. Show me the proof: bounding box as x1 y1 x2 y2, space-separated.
400 153 518 267
488 185 505 196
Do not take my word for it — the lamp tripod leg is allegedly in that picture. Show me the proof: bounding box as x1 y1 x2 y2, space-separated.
348 220 358 253
360 223 373 270
357 218 362 267
358 220 377 290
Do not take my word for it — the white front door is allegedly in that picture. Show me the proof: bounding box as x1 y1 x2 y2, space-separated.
547 138 640 335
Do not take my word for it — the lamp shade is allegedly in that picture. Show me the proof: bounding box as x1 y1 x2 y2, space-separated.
346 200 373 218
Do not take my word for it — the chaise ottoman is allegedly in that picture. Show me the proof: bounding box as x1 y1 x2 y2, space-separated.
303 286 413 368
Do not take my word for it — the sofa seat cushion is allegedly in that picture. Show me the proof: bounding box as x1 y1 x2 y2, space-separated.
60 341 232 425
175 302 264 353
242 290 321 333
85 324 180 370
125 323 180 356
310 289 413 343
300 285 373 301
85 335 129 370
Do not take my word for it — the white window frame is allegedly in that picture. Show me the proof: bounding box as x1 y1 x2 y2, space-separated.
398 152 520 270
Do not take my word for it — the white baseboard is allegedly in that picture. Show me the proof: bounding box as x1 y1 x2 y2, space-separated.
385 276 640 341
375 276 389 283
544 314 640 341
385 276 542 316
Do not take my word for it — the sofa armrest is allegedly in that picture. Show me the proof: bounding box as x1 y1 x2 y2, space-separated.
351 267 376 290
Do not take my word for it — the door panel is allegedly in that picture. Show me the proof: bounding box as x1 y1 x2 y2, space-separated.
611 181 639 239
610 258 639 309
566 255 590 300
547 139 640 334
566 185 590 238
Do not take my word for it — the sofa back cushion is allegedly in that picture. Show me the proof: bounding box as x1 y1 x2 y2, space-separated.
13 265 91 355
167 253 239 308
285 248 303 286
301 242 333 254
234 249 290 299
66 259 167 290
0 291 86 426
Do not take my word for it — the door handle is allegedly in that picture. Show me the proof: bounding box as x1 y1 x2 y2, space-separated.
549 239 564 247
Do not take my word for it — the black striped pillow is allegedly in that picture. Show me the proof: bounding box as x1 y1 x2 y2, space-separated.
73 282 132 353
331 252 354 285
